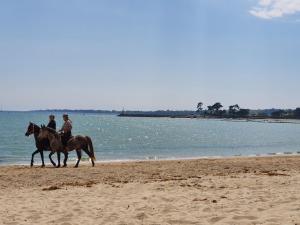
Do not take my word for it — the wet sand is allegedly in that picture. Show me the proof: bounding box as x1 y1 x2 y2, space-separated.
1 156 300 225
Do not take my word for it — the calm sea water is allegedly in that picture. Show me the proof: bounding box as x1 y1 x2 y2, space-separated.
0 111 300 165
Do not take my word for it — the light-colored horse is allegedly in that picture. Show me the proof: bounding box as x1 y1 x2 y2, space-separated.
38 126 96 167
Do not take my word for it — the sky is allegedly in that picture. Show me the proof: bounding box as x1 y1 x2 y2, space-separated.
0 0 300 111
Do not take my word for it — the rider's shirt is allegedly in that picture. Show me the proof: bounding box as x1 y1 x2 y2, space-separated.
47 120 56 130
61 120 72 133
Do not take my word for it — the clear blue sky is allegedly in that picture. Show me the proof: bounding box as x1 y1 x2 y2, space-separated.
1 0 300 110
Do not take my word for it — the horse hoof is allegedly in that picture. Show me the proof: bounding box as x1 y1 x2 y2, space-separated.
74 165 78 168
56 165 61 168
41 165 45 168
63 164 67 168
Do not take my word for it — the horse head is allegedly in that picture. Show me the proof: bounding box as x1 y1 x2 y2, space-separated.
25 122 40 136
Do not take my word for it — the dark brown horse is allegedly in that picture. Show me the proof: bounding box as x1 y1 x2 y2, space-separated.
25 122 58 167
38 126 96 167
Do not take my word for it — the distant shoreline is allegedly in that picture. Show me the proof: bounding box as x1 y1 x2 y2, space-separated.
119 113 300 123
2 110 300 123
1 109 300 121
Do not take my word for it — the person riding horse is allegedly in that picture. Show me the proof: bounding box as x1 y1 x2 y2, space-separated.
27 113 96 168
38 120 96 167
59 114 72 148
47 114 56 130
25 115 57 167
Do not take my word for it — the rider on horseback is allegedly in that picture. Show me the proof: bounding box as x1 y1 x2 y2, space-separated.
59 114 72 147
47 115 56 130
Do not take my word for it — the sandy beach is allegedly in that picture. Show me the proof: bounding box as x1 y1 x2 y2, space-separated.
1 156 300 225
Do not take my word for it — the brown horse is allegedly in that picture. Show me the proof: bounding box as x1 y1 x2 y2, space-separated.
25 122 58 167
38 126 96 167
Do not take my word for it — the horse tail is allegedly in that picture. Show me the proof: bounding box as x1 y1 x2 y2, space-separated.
86 136 96 161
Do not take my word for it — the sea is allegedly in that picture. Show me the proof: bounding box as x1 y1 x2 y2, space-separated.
1 111 300 165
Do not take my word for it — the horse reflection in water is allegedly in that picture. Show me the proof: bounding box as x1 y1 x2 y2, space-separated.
38 125 96 167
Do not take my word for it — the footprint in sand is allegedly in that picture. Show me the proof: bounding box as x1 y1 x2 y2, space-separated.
136 205 153 211
160 196 173 202
136 212 148 220
209 216 226 223
257 207 266 212
26 213 42 221
202 207 211 212
73 208 83 213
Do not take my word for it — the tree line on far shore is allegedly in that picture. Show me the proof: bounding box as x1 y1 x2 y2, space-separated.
196 102 300 119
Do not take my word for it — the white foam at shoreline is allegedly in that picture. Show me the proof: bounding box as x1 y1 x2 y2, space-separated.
2 151 300 167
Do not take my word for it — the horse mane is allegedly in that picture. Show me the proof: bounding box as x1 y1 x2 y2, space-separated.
43 127 60 139
30 122 40 129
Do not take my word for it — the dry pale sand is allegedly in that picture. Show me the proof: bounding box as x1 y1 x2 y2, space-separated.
1 156 300 225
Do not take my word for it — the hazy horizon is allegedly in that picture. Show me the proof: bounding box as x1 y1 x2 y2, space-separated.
1 0 300 111
1 106 299 112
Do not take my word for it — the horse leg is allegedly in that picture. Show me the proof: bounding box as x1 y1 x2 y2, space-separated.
63 152 69 167
82 148 95 167
40 150 45 167
74 150 82 168
56 152 61 168
31 149 39 167
49 151 56 167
